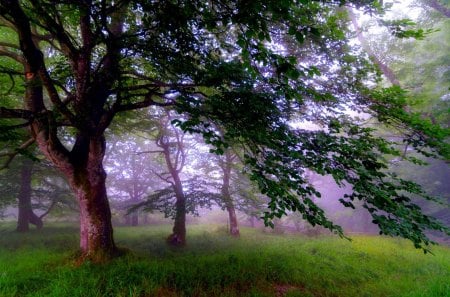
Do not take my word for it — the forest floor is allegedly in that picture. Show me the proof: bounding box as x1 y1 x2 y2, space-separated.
0 223 449 297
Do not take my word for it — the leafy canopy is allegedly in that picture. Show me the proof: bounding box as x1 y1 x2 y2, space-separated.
0 0 448 250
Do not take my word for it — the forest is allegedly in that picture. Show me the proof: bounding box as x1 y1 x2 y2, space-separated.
0 0 449 296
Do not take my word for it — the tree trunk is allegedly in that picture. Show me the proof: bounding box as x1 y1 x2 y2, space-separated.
16 159 42 232
74 163 116 261
5 0 121 262
61 138 117 261
221 151 240 237
226 204 240 237
16 159 32 232
347 8 400 86
158 127 187 247
167 178 186 246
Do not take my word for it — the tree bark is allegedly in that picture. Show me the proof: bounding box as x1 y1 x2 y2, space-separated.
166 172 187 246
4 0 122 262
16 159 43 232
157 116 188 246
69 138 117 261
221 151 240 237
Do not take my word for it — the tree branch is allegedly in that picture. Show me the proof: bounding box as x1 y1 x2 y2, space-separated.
0 107 33 119
0 46 25 64
135 150 164 155
425 0 450 18
38 199 56 220
0 138 35 170
0 41 19 49
29 1 79 59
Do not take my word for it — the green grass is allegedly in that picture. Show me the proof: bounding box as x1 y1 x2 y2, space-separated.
0 223 449 297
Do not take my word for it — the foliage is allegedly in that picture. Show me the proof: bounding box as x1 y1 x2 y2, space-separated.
0 0 449 252
0 223 449 297
128 178 220 219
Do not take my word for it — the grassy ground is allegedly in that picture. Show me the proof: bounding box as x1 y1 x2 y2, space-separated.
0 223 449 297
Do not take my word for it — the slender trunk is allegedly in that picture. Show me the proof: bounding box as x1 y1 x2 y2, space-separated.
158 126 187 246
221 151 239 237
16 159 43 232
17 159 32 232
347 8 400 86
226 204 240 237
167 176 186 246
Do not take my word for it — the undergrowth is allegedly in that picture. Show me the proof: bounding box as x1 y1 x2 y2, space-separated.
0 223 449 297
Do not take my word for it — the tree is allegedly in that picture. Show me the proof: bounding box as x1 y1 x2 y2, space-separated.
0 0 448 261
218 150 240 236
15 157 42 231
0 154 73 230
154 112 189 246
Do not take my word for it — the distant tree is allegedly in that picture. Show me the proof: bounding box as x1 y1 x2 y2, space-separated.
218 150 240 237
1 1 449 261
0 154 73 230
15 158 42 231
154 112 190 246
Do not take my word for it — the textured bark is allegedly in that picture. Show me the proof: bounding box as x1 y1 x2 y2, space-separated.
70 138 117 261
4 1 125 262
16 159 42 232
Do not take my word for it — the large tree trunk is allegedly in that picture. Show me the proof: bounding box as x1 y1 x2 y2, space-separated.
69 139 117 261
5 0 122 262
16 159 42 232
34 135 117 261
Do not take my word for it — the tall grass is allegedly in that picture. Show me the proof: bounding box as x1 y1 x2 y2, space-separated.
0 223 449 297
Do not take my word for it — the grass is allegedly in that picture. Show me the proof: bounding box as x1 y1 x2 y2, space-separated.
0 223 449 297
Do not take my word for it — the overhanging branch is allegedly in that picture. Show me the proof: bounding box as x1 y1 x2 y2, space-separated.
0 137 35 170
0 107 33 119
